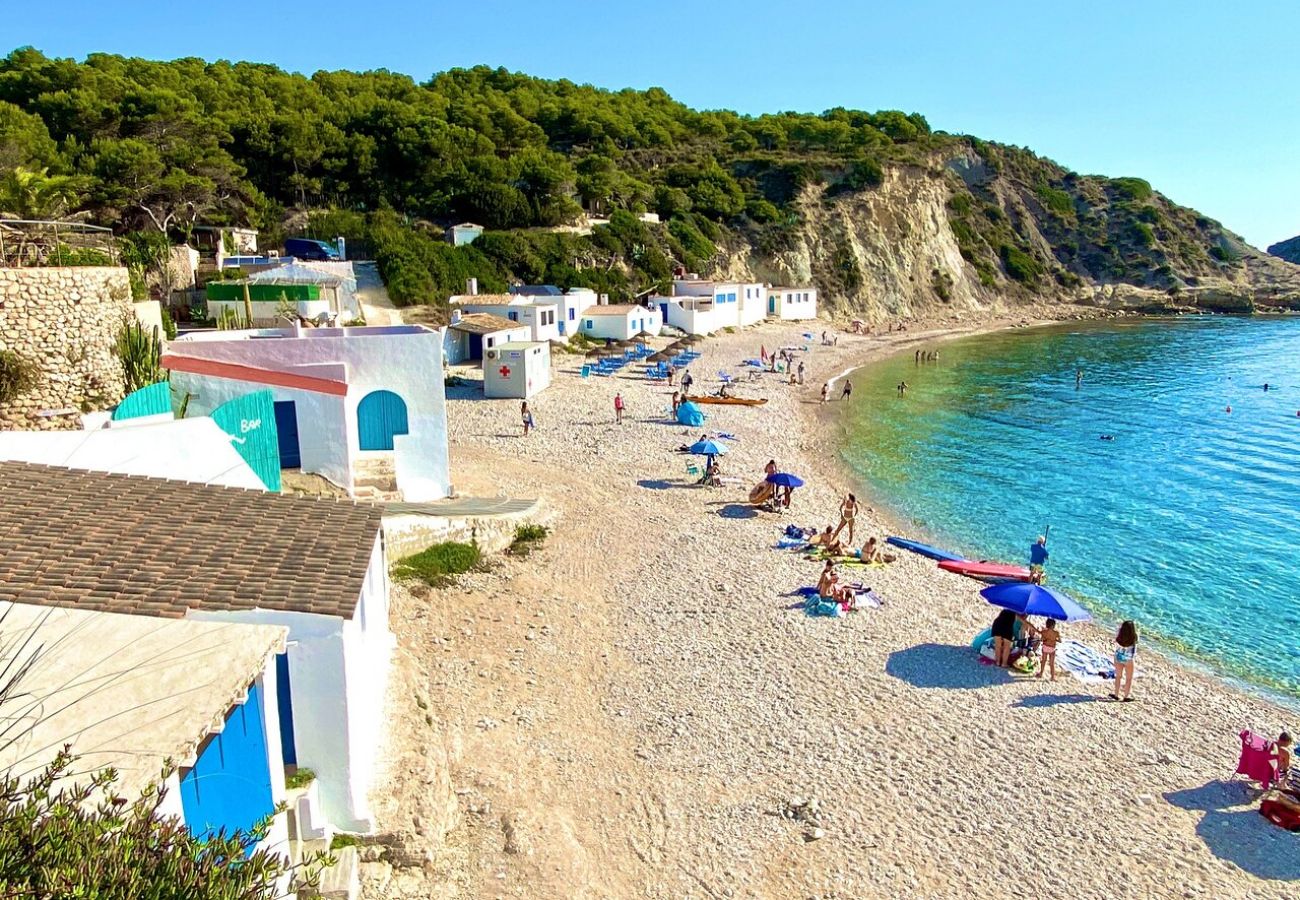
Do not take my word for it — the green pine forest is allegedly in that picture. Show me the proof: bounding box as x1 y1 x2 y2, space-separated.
0 47 1258 313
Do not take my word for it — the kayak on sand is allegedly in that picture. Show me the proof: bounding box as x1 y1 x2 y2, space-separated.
885 536 965 563
937 559 1032 584
689 396 768 406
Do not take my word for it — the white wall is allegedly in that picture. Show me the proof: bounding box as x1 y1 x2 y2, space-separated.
737 283 767 327
170 326 450 499
208 298 332 325
483 343 551 399
771 288 819 320
454 302 560 343
578 307 661 341
662 298 733 335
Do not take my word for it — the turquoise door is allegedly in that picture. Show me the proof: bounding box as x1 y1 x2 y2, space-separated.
357 390 409 451
179 682 274 846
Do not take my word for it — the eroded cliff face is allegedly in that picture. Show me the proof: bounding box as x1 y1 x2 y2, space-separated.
704 153 1300 322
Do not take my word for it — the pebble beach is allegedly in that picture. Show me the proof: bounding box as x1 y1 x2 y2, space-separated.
361 312 1299 900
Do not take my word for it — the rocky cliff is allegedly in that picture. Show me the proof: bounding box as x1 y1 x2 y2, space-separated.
1267 234 1300 265
712 143 1300 322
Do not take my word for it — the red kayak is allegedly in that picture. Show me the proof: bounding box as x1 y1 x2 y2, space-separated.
937 559 1033 584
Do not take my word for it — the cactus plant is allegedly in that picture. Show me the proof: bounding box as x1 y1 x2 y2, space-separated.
116 321 163 393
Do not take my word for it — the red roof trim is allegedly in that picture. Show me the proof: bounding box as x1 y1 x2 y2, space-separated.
161 354 349 396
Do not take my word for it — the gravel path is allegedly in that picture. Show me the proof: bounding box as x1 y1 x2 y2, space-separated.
361 313 1298 899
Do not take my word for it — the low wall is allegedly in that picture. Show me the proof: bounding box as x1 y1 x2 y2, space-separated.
0 266 133 430
383 501 554 559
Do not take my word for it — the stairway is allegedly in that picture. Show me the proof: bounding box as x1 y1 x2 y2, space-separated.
352 456 401 503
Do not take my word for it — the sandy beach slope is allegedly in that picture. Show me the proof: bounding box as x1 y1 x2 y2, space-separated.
360 312 1298 900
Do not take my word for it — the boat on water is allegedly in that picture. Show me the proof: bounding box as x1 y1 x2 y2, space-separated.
689 396 768 406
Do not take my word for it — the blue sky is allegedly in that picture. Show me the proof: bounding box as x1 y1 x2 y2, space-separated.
9 0 1299 247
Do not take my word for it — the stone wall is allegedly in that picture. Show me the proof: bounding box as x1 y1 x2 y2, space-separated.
0 266 134 430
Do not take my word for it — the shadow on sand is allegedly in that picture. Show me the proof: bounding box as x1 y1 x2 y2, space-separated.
884 643 1012 689
716 503 758 520
1164 780 1300 881
637 479 684 491
1011 692 1099 708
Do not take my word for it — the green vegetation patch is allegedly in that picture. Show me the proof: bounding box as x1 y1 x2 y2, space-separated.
393 541 482 586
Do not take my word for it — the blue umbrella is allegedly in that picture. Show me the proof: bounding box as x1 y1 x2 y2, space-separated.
979 582 1092 622
688 439 729 457
766 472 805 488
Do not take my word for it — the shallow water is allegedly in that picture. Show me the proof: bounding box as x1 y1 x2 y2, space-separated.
841 316 1300 702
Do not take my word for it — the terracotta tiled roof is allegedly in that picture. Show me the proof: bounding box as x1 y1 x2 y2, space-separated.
581 304 646 316
448 312 522 334
0 461 383 620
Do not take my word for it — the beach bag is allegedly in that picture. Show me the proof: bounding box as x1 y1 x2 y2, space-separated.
1260 789 1300 831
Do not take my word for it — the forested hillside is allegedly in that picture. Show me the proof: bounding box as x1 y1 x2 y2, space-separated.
3 47 1297 317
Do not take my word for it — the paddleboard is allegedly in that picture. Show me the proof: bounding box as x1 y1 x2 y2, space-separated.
937 559 1032 583
886 536 965 562
691 396 768 406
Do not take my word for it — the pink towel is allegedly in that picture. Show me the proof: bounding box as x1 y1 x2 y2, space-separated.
1236 730 1278 789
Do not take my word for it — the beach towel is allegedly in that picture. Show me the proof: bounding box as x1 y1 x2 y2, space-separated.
1055 639 1116 683
1236 731 1280 790
774 538 808 550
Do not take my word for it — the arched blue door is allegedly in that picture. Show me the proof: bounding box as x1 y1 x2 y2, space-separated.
357 390 409 450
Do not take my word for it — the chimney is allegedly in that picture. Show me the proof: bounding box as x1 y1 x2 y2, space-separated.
451 308 463 325
467 277 478 296
599 293 609 306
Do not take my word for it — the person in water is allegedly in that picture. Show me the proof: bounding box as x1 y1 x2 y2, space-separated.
841 380 853 400
1037 618 1062 680
1076 368 1084 388
1029 535 1049 584
897 381 908 397
1111 620 1139 701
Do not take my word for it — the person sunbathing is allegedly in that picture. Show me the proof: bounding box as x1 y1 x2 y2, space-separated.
817 563 855 606
855 536 896 564
809 526 843 555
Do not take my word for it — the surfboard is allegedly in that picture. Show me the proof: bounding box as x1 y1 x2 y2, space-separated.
937 559 1032 583
885 536 965 562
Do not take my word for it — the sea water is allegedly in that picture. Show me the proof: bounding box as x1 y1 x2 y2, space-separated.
841 316 1300 704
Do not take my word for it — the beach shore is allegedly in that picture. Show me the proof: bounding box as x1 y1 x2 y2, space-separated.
361 308 1299 899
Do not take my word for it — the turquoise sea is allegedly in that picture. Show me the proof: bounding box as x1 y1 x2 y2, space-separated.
841 316 1300 704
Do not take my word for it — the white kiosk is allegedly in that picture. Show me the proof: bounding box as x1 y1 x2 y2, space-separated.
483 342 551 399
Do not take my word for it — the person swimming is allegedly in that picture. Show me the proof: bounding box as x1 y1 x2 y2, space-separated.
1100 434 1115 441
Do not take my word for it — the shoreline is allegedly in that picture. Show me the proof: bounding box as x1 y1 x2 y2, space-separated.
804 316 1300 714
363 305 1300 899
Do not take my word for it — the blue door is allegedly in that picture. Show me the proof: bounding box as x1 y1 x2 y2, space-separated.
468 333 483 359
769 297 776 314
275 653 297 766
179 682 275 844
357 390 409 451
273 401 301 469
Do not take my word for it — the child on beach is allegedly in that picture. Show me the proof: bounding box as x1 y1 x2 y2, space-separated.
1037 618 1061 680
820 383 829 404
614 393 625 424
1111 620 1138 701
521 401 534 437
1276 732 1293 784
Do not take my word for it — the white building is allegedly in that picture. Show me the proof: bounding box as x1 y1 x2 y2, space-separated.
0 416 267 491
448 294 561 343
577 304 663 341
164 325 451 502
658 295 735 336
0 601 290 866
0 461 394 835
483 341 551 399
673 279 766 327
443 311 531 364
767 285 819 320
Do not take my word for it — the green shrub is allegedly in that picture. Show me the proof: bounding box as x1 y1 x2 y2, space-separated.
513 524 549 543
330 833 363 851
1131 222 1157 249
285 768 316 790
393 541 482 586
947 193 973 216
999 244 1041 283
1209 244 1241 263
115 322 163 394
1035 183 1074 217
1112 177 1153 201
160 307 177 340
0 349 38 405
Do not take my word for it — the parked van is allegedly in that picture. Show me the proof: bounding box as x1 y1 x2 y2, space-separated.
284 237 342 261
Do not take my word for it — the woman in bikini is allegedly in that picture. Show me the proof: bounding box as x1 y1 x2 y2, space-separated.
1111 620 1138 701
831 493 860 545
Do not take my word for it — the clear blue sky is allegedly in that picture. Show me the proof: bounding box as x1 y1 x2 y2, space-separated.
9 0 1299 247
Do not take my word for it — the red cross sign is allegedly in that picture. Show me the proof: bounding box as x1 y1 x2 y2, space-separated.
499 365 511 377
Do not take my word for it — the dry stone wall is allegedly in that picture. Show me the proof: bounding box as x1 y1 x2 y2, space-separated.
0 266 133 430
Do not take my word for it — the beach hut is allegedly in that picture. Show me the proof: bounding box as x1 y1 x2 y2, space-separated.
483 341 551 399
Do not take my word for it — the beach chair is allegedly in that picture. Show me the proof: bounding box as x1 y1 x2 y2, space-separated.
686 461 701 478
580 365 591 378
1236 731 1281 790
718 371 734 385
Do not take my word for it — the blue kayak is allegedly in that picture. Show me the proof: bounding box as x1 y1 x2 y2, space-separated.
886 536 965 563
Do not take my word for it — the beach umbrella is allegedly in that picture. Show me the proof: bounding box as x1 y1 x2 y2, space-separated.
766 472 805 488
647 351 668 363
979 583 1092 622
802 332 815 340
636 329 656 339
688 438 728 457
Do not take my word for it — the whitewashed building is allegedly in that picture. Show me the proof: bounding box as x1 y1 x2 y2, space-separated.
767 285 819 320
0 461 394 835
0 601 290 868
578 304 663 341
448 294 561 343
443 311 531 364
164 325 450 502
483 341 551 399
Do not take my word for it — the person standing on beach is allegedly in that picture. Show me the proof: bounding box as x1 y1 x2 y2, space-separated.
671 390 681 416
1037 618 1061 680
1029 535 1049 584
841 380 853 400
667 365 676 386
831 493 860 545
521 401 534 437
797 360 805 384
1111 621 1138 701
681 370 693 396
614 392 625 424
820 383 829 404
